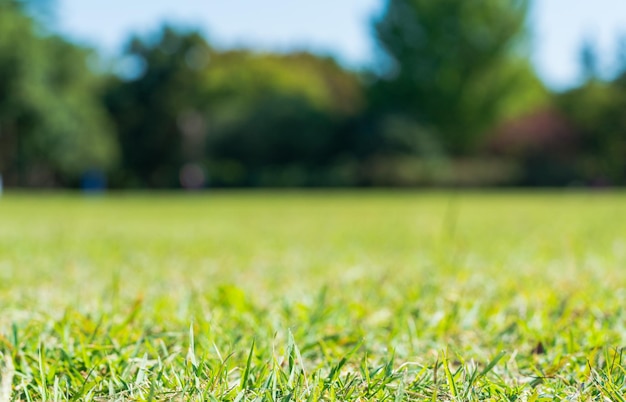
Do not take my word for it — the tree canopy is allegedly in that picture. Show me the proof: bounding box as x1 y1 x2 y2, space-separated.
372 0 538 154
0 1 117 186
104 27 366 187
2 1 625 188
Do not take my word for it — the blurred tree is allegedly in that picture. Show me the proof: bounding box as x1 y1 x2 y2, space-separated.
19 0 56 19
579 37 599 82
487 35 626 187
614 34 626 79
371 0 533 154
0 2 117 187
488 107 579 186
104 26 215 187
544 36 626 186
204 51 364 186
104 26 365 187
556 79 626 185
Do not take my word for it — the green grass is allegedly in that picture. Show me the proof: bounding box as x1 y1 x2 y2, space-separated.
1 191 626 400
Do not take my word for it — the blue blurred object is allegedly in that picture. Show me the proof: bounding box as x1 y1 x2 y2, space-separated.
81 169 107 194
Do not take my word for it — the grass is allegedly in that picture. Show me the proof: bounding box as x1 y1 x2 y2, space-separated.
0 190 626 400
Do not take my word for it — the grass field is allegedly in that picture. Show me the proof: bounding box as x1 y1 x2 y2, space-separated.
1 191 626 400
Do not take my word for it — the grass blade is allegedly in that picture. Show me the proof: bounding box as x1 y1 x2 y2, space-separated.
443 350 458 399
240 339 255 391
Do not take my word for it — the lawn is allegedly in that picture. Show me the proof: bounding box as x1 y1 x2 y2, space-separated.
0 191 625 400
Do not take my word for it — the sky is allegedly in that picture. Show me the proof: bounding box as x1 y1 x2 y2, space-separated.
55 0 626 91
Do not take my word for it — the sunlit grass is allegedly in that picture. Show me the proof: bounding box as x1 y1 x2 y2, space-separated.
1 191 625 400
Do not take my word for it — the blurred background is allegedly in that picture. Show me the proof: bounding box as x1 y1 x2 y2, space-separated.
1 0 626 189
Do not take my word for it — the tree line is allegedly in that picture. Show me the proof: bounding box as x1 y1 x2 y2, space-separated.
1 0 626 188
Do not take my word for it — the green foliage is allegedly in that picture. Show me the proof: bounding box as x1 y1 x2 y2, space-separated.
0 3 117 186
372 0 534 154
1 192 626 399
206 51 363 118
205 52 364 186
556 76 626 184
105 27 365 187
104 27 214 187
489 60 550 123
7 0 626 189
486 38 626 187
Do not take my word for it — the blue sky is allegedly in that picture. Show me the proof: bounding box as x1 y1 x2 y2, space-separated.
55 0 626 90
